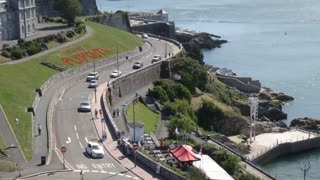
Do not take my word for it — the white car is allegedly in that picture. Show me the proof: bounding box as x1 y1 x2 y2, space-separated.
151 55 161 63
110 70 122 78
133 61 144 69
78 101 91 112
88 80 98 88
86 72 99 81
142 33 148 38
85 142 104 158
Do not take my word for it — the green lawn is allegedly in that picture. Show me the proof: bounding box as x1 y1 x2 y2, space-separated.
0 135 7 155
0 21 143 161
0 160 16 172
126 102 159 133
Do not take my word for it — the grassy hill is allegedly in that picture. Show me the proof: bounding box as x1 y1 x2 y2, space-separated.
0 21 143 160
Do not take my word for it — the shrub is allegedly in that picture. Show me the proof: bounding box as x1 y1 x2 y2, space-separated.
17 38 25 45
56 33 67 43
66 30 75 38
2 44 10 50
26 42 42 55
1 50 11 58
10 48 25 60
189 166 209 180
74 23 86 34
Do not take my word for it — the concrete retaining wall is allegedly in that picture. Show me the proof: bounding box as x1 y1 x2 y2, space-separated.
253 136 320 165
216 74 261 93
132 22 176 39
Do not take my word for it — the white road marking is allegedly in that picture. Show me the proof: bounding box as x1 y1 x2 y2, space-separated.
100 171 107 173
79 141 83 149
74 170 81 172
109 172 116 175
92 163 116 169
75 164 87 170
74 125 77 131
133 177 140 180
125 175 132 178
66 137 71 144
91 170 99 173
85 137 89 143
76 133 79 139
118 174 124 176
83 170 90 173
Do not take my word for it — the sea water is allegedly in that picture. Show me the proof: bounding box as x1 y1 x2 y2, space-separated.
101 0 320 179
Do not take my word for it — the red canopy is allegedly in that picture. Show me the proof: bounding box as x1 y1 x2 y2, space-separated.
170 145 200 162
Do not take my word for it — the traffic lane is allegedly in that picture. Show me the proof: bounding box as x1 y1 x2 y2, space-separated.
55 82 128 173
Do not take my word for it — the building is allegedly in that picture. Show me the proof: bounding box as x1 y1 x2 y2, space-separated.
0 0 37 41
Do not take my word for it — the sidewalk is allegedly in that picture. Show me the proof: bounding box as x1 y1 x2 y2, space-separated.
89 83 160 180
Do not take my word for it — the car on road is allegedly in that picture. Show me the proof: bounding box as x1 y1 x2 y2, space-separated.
85 142 104 158
86 72 99 81
110 70 122 78
88 80 98 88
78 101 91 112
133 61 144 69
151 55 161 63
142 33 148 38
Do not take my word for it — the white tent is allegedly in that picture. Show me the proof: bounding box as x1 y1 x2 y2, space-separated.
193 154 234 180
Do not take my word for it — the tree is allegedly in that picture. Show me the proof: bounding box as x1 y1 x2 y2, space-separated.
54 0 82 25
174 83 192 103
187 46 204 64
197 99 224 131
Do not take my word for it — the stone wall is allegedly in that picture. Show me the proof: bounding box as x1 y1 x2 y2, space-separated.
85 13 132 32
253 136 320 165
216 73 261 93
132 21 176 39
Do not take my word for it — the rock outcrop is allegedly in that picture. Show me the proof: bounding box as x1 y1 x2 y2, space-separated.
176 32 228 51
290 117 320 131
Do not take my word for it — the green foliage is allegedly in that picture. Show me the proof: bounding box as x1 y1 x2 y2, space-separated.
10 47 25 60
174 83 192 103
236 172 260 180
187 46 204 64
56 33 67 43
54 0 82 25
74 23 86 34
66 30 75 38
197 99 224 131
153 80 176 101
164 99 197 122
189 166 209 180
149 86 169 104
0 160 16 172
167 114 195 134
26 42 42 55
1 50 11 58
171 57 208 93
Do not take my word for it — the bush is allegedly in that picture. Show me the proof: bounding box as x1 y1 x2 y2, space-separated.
1 50 11 58
189 166 209 180
10 48 25 60
26 42 42 55
2 44 10 50
17 38 25 45
66 30 75 38
56 33 67 43
74 23 86 34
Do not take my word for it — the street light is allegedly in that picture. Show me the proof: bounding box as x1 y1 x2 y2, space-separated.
299 162 311 180
15 118 19 139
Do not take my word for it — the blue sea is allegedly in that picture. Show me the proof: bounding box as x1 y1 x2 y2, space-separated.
100 0 320 179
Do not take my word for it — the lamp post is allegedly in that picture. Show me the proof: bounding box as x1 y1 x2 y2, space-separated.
132 93 139 143
116 44 119 73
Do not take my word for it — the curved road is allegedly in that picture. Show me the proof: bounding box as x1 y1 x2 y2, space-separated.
53 38 178 179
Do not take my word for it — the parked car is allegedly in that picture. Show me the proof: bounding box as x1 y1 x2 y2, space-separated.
151 55 161 63
85 142 104 158
78 101 91 112
88 80 98 88
142 33 149 38
110 70 122 78
86 72 99 81
133 61 144 69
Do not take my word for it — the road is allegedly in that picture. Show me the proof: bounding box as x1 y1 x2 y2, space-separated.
53 38 176 180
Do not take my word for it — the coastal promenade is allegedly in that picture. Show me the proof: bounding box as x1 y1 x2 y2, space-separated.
247 129 320 165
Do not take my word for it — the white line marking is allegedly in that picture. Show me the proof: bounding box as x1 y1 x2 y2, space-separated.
79 141 83 149
74 125 77 131
109 172 116 175
85 137 89 143
118 174 124 176
100 171 107 173
74 170 81 172
66 137 71 144
133 177 139 180
83 170 89 173
125 175 132 178
76 133 79 140
91 170 99 173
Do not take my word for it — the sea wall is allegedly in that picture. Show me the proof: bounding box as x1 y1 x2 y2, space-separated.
216 73 261 93
131 21 176 39
253 136 320 165
85 13 132 32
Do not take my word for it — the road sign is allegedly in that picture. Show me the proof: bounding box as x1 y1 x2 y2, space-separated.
133 144 138 151
60 146 67 153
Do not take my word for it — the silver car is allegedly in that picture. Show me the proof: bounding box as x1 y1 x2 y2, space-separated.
86 72 99 81
78 101 91 112
88 80 98 88
110 70 122 78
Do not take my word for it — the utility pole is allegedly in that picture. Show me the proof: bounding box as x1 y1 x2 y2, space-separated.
299 162 311 180
116 44 119 73
133 96 136 142
248 96 258 143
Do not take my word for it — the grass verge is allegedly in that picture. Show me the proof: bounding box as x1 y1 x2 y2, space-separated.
0 160 16 172
126 102 159 133
0 21 143 161
0 135 7 155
